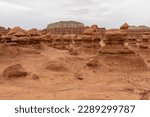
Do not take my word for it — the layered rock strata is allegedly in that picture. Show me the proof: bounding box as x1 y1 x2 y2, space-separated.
139 32 150 49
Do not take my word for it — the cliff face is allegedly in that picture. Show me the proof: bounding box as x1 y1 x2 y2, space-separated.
47 21 84 29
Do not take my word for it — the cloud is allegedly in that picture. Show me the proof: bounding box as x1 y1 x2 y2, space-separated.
0 0 150 29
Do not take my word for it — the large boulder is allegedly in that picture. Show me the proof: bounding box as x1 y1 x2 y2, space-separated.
3 64 28 79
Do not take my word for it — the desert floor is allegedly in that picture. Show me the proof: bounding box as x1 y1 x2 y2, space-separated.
0 44 150 100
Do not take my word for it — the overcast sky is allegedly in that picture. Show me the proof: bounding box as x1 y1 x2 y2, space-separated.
0 0 150 29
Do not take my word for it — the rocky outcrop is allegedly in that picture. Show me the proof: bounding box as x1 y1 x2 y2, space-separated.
127 35 138 47
82 28 93 48
1 26 29 44
51 35 63 49
120 23 129 29
62 34 73 45
27 28 42 43
139 32 150 49
0 33 2 41
73 35 83 47
82 25 101 48
3 64 27 79
0 26 9 35
98 23 147 70
99 29 133 54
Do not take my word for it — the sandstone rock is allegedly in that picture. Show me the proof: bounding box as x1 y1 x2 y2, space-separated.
46 60 67 71
91 25 99 30
68 48 78 55
0 26 9 35
127 36 138 47
52 35 64 49
14 32 27 37
28 28 42 43
11 36 30 42
3 64 27 79
99 29 133 54
0 33 2 41
82 35 93 48
82 26 101 48
99 26 147 71
32 74 40 80
11 31 29 42
3 27 30 43
139 32 150 49
1 35 12 43
28 28 41 36
62 34 73 46
47 21 84 29
87 58 99 67
97 54 147 71
8 26 24 35
83 28 95 35
73 35 83 46
92 32 101 48
120 23 129 29
46 21 85 35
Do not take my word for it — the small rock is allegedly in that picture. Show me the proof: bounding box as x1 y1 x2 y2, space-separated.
32 74 40 80
74 72 84 80
69 48 78 55
87 59 99 67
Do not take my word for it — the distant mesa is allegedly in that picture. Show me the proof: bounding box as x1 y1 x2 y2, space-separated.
47 21 84 29
45 21 86 35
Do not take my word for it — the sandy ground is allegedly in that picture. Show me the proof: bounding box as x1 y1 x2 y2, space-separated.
0 44 150 100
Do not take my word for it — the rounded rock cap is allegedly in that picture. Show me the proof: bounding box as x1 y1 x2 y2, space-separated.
120 23 129 29
8 26 24 35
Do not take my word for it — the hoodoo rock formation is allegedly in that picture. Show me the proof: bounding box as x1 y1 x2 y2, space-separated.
82 25 101 48
128 25 150 47
82 28 94 48
1 26 29 44
139 32 150 49
28 28 42 43
98 23 147 70
120 23 129 29
51 34 64 49
127 35 138 47
99 29 133 54
62 34 76 49
0 33 2 41
0 26 9 35
73 35 83 47
0 23 150 100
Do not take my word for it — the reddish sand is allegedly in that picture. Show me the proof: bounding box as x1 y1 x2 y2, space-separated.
0 44 150 100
